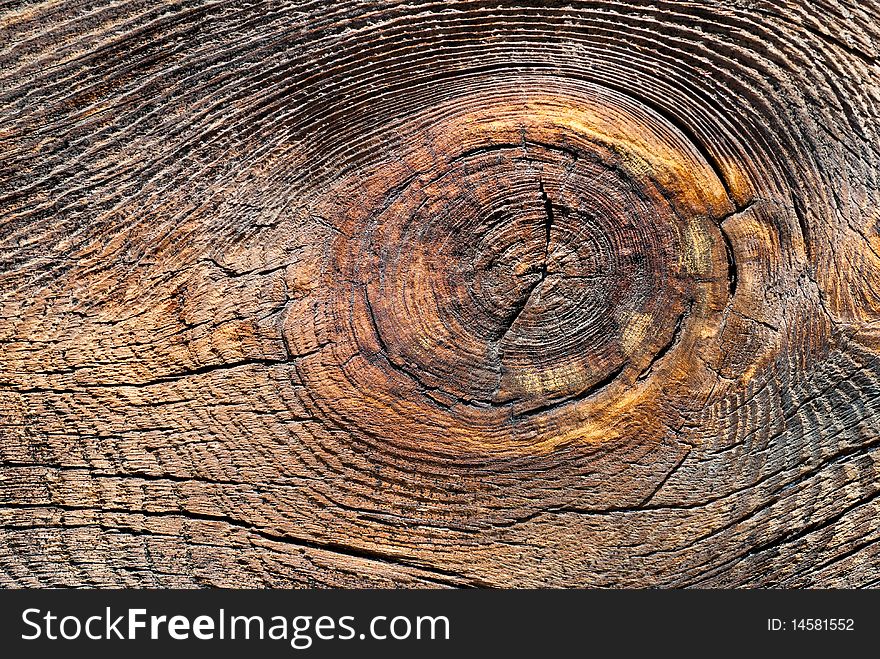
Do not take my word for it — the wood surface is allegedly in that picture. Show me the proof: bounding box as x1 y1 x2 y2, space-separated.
1 0 879 588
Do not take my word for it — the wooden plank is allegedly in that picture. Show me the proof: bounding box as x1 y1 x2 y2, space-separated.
1 0 879 587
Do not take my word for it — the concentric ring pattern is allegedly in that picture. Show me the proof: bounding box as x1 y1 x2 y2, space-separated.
1 0 879 587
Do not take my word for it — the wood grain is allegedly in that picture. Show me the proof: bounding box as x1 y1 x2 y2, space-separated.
1 0 879 588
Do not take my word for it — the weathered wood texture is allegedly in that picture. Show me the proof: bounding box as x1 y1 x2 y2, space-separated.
1 0 879 588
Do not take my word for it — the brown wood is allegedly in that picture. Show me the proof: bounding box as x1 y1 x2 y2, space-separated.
1 0 879 588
